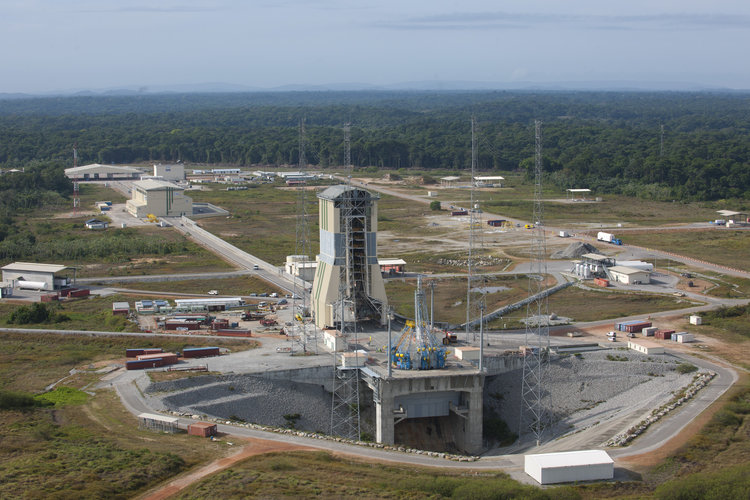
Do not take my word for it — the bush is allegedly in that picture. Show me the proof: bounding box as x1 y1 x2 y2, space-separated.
655 462 750 499
6 302 68 325
676 363 698 374
0 389 48 410
429 200 442 211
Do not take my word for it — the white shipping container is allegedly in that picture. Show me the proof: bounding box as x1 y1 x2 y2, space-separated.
559 230 570 238
689 315 702 325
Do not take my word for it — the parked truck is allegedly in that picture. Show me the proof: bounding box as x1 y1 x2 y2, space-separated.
597 231 622 245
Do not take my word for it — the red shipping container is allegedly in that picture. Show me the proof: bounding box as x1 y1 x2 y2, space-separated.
188 422 217 437
69 289 90 298
126 359 161 370
215 329 252 337
183 347 220 358
138 353 178 365
126 348 163 358
165 321 202 331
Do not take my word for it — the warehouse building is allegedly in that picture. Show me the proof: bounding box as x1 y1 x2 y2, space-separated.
1 262 72 291
137 413 179 433
126 179 193 218
65 163 141 180
608 265 651 285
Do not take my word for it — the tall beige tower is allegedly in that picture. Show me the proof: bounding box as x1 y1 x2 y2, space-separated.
312 185 388 329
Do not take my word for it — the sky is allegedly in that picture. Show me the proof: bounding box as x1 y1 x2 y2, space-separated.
2 0 750 93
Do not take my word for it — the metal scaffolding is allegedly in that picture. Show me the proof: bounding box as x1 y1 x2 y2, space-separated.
292 119 314 354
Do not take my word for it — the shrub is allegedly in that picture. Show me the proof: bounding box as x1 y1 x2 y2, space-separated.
676 363 698 374
0 389 47 410
429 200 441 211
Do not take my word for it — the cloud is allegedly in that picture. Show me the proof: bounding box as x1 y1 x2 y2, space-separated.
378 11 750 31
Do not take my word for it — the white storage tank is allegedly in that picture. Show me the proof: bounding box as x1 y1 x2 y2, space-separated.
525 450 614 484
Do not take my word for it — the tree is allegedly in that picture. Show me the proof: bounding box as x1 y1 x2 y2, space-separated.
429 200 441 211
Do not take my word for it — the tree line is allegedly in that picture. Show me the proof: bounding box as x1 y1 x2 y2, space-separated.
1 91 749 201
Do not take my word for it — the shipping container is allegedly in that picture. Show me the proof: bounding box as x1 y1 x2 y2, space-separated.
69 288 90 298
215 329 252 337
137 353 178 365
642 327 658 337
594 278 609 287
451 210 469 216
126 359 162 370
183 347 220 358
487 219 506 227
40 293 59 302
164 320 202 331
126 348 163 358
188 422 217 437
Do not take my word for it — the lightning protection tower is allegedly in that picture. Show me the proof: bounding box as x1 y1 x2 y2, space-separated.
292 119 314 353
72 144 80 215
466 116 484 341
520 120 550 446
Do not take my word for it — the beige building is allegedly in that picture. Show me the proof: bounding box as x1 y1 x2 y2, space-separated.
627 340 664 355
608 265 651 285
126 179 193 218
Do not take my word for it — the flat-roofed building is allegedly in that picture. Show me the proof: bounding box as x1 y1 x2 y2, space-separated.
628 339 665 354
126 179 193 218
153 163 185 181
525 450 614 484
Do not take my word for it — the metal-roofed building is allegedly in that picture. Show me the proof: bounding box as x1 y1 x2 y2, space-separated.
65 163 141 180
1 262 72 290
153 163 185 181
126 179 193 218
312 185 388 329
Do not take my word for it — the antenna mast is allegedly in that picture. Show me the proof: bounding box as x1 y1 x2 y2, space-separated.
520 120 550 446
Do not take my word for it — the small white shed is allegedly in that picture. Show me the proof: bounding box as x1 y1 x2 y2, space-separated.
525 450 614 484
689 315 702 326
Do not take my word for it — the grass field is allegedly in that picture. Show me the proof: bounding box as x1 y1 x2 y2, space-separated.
544 286 697 323
386 275 538 326
105 276 285 296
174 450 578 499
623 229 750 272
368 171 722 226
0 330 251 499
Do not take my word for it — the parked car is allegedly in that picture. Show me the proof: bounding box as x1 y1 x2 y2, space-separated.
278 299 288 305
249 293 257 297
258 292 268 297
207 290 218 295
253 264 260 270
270 293 278 298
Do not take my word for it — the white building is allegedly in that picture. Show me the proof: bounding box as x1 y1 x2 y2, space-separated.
1 262 72 291
126 179 193 218
628 340 664 355
525 450 614 484
65 163 141 180
608 265 651 285
153 163 185 181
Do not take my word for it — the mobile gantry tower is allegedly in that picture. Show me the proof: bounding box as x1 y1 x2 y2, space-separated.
312 185 388 329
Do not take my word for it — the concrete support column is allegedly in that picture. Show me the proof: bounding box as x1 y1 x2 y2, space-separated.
375 382 395 445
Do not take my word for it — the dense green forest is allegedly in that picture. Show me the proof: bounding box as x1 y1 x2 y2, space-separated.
1 91 749 200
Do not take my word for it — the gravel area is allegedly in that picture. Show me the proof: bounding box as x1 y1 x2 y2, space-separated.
485 350 696 437
142 348 699 449
148 374 331 433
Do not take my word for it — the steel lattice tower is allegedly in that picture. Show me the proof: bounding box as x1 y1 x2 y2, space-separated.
330 123 361 440
520 120 550 446
292 119 314 353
